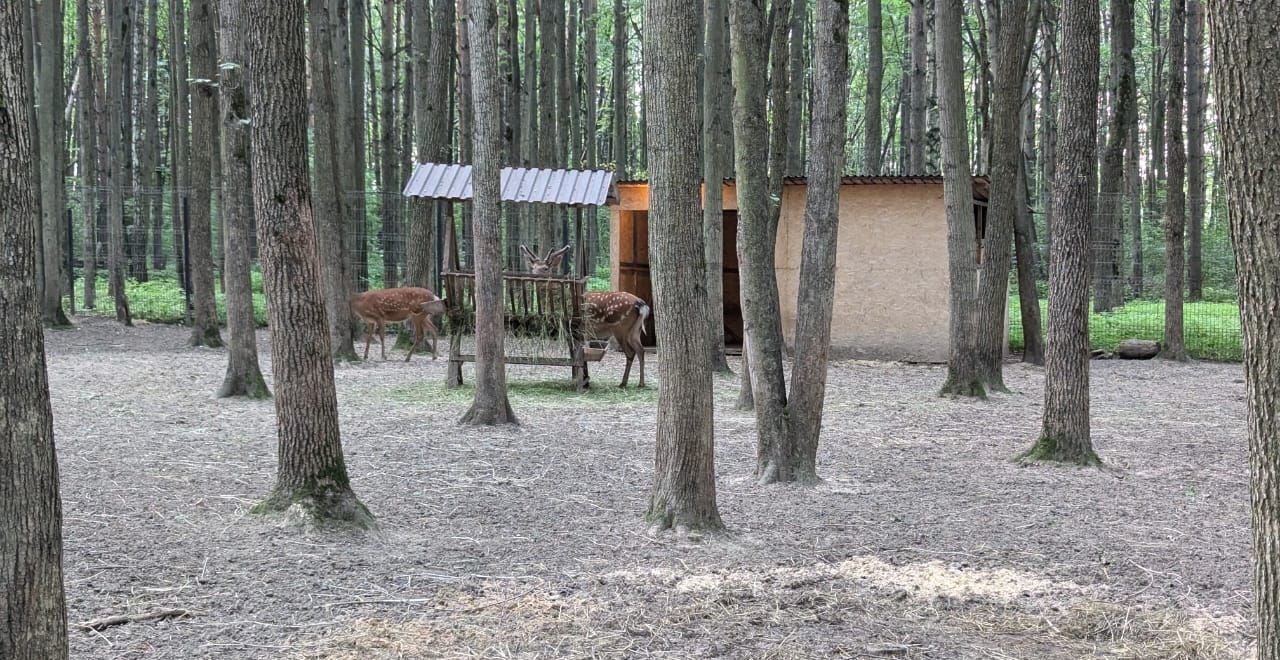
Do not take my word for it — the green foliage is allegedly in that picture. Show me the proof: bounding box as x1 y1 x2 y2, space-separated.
73 274 269 327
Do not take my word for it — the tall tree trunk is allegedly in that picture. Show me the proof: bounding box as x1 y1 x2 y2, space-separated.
170 0 190 291
140 0 162 280
1126 76 1142 297
786 0 850 481
189 0 224 347
1092 0 1134 313
611 0 627 176
0 5 69 652
1022 0 1100 465
644 0 723 532
784 0 805 177
583 0 598 264
731 0 789 482
1185 0 1205 301
1145 0 1165 278
77 0 98 309
245 0 372 528
310 0 358 361
407 0 452 291
1037 0 1057 269
106 0 131 324
1209 1 1280 651
36 0 69 326
1161 0 1187 361
502 0 519 165
535 0 558 254
217 0 269 399
1012 0 1044 365
380 0 401 288
766 0 794 207
936 0 984 397
351 0 368 289
971 0 1030 392
460 0 518 426
703 0 731 374
864 0 884 175
908 0 927 173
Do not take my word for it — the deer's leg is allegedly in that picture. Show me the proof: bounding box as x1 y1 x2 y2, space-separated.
405 317 422 362
361 320 373 360
619 333 634 388
378 320 388 360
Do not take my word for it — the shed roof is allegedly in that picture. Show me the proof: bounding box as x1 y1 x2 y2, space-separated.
403 163 617 206
616 174 991 202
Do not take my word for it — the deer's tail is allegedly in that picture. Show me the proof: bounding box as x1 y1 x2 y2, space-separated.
635 299 651 337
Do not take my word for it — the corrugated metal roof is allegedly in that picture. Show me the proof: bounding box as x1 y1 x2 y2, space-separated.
403 163 617 206
615 174 991 201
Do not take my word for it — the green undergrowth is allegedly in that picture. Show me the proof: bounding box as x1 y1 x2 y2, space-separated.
1008 295 1242 361
71 274 269 327
384 378 657 408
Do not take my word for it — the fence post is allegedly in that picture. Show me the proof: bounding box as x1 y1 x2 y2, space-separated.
66 207 75 316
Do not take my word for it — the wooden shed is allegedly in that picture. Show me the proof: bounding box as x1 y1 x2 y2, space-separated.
610 176 992 363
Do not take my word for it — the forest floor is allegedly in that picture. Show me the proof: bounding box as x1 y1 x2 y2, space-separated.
49 316 1253 659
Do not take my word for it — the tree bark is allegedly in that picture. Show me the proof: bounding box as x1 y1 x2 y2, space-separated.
170 0 190 291
611 0 627 176
36 0 69 326
583 0 599 264
1144 0 1165 294
1021 0 1100 465
1161 0 1188 361
643 0 723 532
407 0 452 292
732 0 790 482
245 0 372 527
309 0 358 361
351 0 368 289
141 0 162 280
786 0 850 482
1209 1 1280 651
703 0 732 374
1184 0 1205 301
1037 1 1056 270
971 0 1030 393
460 0 518 426
189 0 224 347
1092 0 1134 313
535 0 559 254
380 0 401 288
936 0 985 397
784 0 805 177
0 6 69 653
217 0 269 399
77 0 98 309
908 0 927 174
106 0 131 324
864 0 884 175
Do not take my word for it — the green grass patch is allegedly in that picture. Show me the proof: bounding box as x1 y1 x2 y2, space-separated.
72 274 269 327
383 378 657 408
1008 296 1242 361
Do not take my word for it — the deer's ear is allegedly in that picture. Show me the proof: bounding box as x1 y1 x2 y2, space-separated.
547 245 571 267
519 245 537 264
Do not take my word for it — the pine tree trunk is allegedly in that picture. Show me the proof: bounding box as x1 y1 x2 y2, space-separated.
140 0 162 280
245 0 372 528
786 0 850 482
1161 0 1188 361
1022 0 1099 465
380 0 400 288
972 0 1030 393
908 0 927 174
1144 0 1166 278
535 0 558 254
77 0 98 309
189 0 224 347
460 0 518 427
643 0 723 532
731 0 790 483
106 0 131 324
217 0 269 399
1092 0 1134 313
583 0 598 264
36 0 70 326
936 0 984 397
1209 1 1280 651
611 0 627 175
309 0 358 361
350 0 368 289
864 0 883 175
0 6 69 652
703 0 731 375
1184 0 1205 301
170 0 190 290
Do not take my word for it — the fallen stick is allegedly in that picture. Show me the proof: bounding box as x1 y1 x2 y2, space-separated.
76 608 192 632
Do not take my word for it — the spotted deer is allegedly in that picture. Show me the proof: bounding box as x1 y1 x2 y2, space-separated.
349 287 447 362
521 245 649 388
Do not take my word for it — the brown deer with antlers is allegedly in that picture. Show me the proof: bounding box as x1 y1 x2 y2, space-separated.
521 245 649 388
349 287 448 361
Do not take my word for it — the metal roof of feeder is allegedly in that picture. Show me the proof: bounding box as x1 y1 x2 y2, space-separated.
403 163 618 207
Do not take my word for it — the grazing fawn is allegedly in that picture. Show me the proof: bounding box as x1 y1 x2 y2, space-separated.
521 245 650 388
349 287 447 361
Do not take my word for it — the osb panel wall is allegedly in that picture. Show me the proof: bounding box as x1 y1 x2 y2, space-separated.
774 184 951 363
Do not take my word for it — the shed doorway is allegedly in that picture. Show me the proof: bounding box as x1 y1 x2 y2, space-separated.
615 209 743 350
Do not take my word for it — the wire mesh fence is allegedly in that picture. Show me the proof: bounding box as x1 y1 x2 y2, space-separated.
1008 193 1241 360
